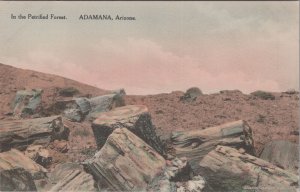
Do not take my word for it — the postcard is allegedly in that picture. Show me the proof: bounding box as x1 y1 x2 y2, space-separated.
0 1 299 191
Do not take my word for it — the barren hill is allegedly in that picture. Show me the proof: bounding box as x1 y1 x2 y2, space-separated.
0 63 109 119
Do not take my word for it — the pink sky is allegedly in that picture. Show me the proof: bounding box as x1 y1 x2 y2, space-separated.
0 2 298 94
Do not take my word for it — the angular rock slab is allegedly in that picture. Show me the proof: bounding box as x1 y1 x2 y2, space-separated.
85 128 166 191
171 120 254 170
0 168 37 191
48 163 96 192
198 145 298 192
0 149 47 179
260 140 299 174
0 116 69 152
12 89 43 117
92 105 164 155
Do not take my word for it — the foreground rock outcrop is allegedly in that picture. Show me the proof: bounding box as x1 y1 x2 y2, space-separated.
0 116 69 152
92 105 164 155
85 128 166 191
171 120 254 170
198 145 298 192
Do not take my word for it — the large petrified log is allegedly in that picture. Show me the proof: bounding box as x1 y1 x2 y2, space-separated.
0 116 69 152
171 120 254 170
12 89 43 117
47 163 96 192
92 105 164 155
0 168 37 191
0 149 47 179
84 128 166 191
260 140 299 174
53 90 125 122
198 145 298 192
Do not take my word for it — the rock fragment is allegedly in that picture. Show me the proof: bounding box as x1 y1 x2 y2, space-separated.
260 140 299 174
85 128 166 191
12 88 43 117
0 116 69 152
92 105 165 155
198 145 298 192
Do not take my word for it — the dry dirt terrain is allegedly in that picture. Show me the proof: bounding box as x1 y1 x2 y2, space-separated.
0 63 298 191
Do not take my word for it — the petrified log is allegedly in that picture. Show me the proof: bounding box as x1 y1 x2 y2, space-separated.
92 105 164 155
87 92 125 121
0 168 37 191
84 128 166 191
63 98 91 122
0 149 47 179
198 145 298 192
12 89 43 117
171 120 254 170
260 140 299 174
48 163 96 192
0 116 69 152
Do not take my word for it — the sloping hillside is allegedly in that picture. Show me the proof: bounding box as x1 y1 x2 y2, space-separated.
0 63 109 119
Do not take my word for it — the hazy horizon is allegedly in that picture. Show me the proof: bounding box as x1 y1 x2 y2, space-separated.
0 2 298 95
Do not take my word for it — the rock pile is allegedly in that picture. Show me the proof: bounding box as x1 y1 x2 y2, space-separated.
0 88 298 192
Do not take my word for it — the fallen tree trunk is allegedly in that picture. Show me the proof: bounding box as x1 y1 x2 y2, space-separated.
92 105 164 155
171 120 254 170
84 128 166 191
0 149 47 179
0 116 69 152
198 145 298 192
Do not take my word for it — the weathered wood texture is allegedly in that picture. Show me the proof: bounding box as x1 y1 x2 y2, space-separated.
260 140 299 174
48 163 96 192
0 149 47 179
0 116 69 152
198 145 298 192
92 105 164 155
85 128 166 191
171 120 254 170
0 168 37 191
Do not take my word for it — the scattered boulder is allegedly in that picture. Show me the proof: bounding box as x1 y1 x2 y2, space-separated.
198 145 298 192
171 120 254 171
25 145 52 167
0 149 47 179
12 89 43 117
84 128 166 191
251 90 275 100
0 168 37 191
91 105 165 155
180 87 202 102
260 140 299 174
0 116 69 152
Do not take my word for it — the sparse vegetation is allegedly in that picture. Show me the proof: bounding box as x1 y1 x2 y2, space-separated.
251 91 275 100
59 87 79 97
